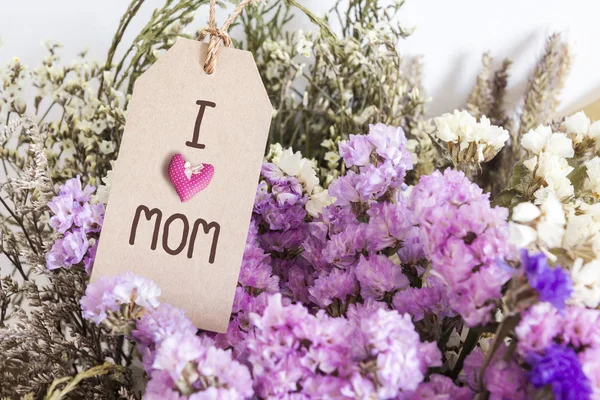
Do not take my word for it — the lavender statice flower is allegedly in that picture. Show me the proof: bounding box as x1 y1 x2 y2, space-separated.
516 302 563 356
45 176 105 273
407 374 473 399
527 344 592 400
393 278 455 322
355 254 409 300
132 304 198 371
366 201 413 251
147 333 253 399
80 271 161 326
409 168 513 326
463 343 528 400
322 223 367 267
562 306 600 349
349 308 442 397
239 227 279 293
335 124 413 205
521 250 573 310
308 267 359 309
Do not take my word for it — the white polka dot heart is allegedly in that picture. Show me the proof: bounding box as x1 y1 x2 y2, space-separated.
168 153 215 203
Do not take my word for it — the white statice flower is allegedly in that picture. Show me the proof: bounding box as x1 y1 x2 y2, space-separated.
295 30 313 57
570 258 600 308
509 193 565 251
94 161 115 204
525 152 574 203
305 189 332 218
583 157 600 197
521 124 574 158
563 211 600 260
277 148 319 195
563 111 591 144
433 110 509 165
99 140 116 155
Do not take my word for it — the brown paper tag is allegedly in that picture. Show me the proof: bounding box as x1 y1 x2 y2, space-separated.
92 38 273 333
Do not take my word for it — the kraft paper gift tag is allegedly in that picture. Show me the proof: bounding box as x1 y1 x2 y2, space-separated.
92 38 273 333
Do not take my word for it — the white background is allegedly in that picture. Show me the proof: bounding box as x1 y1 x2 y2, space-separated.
1 0 599 116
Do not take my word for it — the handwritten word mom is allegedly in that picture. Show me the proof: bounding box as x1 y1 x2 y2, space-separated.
129 205 220 264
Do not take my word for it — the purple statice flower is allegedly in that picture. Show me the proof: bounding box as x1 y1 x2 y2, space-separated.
350 308 442 397
407 374 473 400
562 306 600 349
527 344 592 400
463 343 528 400
254 175 307 232
133 304 198 371
355 254 409 300
238 242 279 293
579 346 600 399
521 250 573 310
45 229 89 270
80 272 161 324
397 226 425 264
48 192 77 233
247 294 320 397
83 241 97 275
301 222 331 272
259 227 307 252
133 303 197 348
322 223 367 267
366 201 413 251
284 264 314 304
308 267 359 308
339 133 374 167
328 170 365 206
516 302 563 356
367 123 413 174
393 278 455 322
147 333 253 399
409 168 513 326
321 204 359 235
261 162 285 184
73 202 105 233
59 175 95 202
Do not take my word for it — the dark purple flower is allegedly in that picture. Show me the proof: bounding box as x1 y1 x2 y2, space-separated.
528 344 592 400
521 250 573 310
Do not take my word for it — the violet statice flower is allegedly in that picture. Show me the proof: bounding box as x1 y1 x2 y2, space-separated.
527 344 592 400
147 333 253 399
463 343 528 399
409 168 513 326
339 133 374 167
46 176 105 274
59 175 95 202
238 239 279 293
322 223 367 267
579 346 600 400
350 308 442 397
46 229 89 270
516 302 563 356
308 267 359 308
366 201 413 251
254 175 307 232
80 271 161 325
48 192 77 233
521 250 573 310
355 254 409 300
393 278 455 322
132 304 198 371
562 306 600 349
407 374 473 400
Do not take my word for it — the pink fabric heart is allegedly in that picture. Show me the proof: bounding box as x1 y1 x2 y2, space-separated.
168 154 215 203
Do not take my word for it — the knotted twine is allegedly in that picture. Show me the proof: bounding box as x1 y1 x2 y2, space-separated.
198 0 256 74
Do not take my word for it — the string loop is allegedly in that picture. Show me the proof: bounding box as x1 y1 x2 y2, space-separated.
197 0 255 75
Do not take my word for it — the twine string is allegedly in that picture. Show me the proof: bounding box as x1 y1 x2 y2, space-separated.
198 0 255 74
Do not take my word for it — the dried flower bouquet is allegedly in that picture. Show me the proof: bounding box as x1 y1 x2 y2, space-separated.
1 0 599 399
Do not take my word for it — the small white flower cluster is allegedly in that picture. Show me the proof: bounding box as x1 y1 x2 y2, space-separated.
509 193 566 254
268 144 331 217
510 194 600 308
433 110 509 166
562 111 600 148
521 124 575 203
